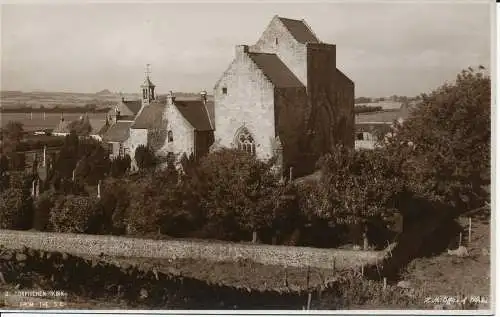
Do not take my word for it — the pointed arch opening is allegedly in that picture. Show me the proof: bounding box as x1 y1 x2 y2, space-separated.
234 126 256 156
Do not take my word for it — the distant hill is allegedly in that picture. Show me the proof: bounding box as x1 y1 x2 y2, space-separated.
96 89 113 95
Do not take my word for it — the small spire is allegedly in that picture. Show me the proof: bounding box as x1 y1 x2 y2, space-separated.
145 63 151 78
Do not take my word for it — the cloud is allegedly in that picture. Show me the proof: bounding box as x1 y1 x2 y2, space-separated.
1 2 491 96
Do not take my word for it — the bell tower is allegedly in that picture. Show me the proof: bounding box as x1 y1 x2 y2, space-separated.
141 64 156 108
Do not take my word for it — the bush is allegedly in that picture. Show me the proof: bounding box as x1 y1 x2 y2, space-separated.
0 188 34 229
110 155 131 177
49 195 102 233
135 145 157 170
33 190 58 231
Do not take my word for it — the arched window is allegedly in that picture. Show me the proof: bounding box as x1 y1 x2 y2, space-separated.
168 130 173 142
235 127 256 155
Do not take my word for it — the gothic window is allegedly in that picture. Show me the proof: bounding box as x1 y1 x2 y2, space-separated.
235 127 256 155
168 130 173 142
143 89 147 100
222 87 227 95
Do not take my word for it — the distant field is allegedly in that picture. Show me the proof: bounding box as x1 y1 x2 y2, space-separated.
0 112 107 132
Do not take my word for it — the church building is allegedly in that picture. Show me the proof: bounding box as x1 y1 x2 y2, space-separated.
213 15 354 176
101 16 354 176
102 68 214 170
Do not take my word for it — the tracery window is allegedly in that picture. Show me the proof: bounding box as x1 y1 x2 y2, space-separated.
235 127 256 155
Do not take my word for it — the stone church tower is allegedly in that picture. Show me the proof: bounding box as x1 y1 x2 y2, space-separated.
213 16 354 177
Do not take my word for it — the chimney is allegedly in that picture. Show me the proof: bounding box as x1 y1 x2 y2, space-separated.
200 90 207 104
166 91 176 105
235 45 249 58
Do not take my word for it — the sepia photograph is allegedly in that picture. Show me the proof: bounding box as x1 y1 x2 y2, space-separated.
0 0 495 313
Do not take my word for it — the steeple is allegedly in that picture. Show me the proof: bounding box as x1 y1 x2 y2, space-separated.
141 64 156 108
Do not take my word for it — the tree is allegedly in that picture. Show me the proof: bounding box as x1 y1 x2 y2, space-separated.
110 154 131 177
189 149 282 241
1 121 24 151
384 67 490 213
135 145 157 170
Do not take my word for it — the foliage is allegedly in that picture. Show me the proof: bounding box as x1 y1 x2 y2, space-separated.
67 116 92 136
135 145 157 170
33 190 58 231
49 195 102 233
188 149 283 238
99 178 133 234
110 155 131 177
303 145 402 226
0 186 33 230
383 67 490 212
1 121 24 153
74 141 110 185
354 105 383 114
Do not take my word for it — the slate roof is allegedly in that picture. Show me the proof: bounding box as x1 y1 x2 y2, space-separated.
110 100 142 117
248 53 304 88
102 121 132 142
132 101 167 129
174 100 214 131
278 17 319 44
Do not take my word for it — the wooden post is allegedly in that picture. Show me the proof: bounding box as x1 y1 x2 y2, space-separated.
289 166 293 182
383 277 387 290
31 180 36 197
43 146 47 167
468 217 472 243
97 180 101 198
306 265 310 288
306 292 312 310
459 232 462 247
284 265 288 287
72 169 76 182
252 231 257 243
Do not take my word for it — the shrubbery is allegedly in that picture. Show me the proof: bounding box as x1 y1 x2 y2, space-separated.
48 195 101 233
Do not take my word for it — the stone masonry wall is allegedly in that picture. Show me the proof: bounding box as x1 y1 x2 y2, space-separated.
214 46 276 160
0 230 386 270
250 16 308 87
274 87 310 175
157 103 194 161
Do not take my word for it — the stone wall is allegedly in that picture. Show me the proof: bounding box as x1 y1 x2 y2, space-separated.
0 230 387 270
250 16 308 87
214 46 276 160
157 103 194 161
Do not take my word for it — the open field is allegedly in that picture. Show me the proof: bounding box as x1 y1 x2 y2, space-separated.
0 112 107 132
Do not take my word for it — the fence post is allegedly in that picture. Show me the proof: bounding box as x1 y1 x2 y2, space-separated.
307 292 312 310
306 265 310 288
468 217 472 243
383 277 387 290
289 166 293 182
97 180 101 198
459 232 462 247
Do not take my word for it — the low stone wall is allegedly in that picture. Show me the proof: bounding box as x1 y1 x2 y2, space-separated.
0 230 386 270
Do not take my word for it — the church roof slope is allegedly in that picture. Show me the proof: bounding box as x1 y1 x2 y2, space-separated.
132 102 166 129
123 100 142 115
278 17 320 44
102 121 132 142
248 53 304 88
174 100 214 131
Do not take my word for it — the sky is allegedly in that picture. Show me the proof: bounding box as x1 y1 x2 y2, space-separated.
0 1 492 97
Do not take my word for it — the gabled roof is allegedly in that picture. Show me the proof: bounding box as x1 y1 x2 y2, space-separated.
111 99 142 117
278 17 319 44
132 101 167 129
248 53 304 88
174 100 214 131
335 68 354 86
53 118 70 134
102 121 132 143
